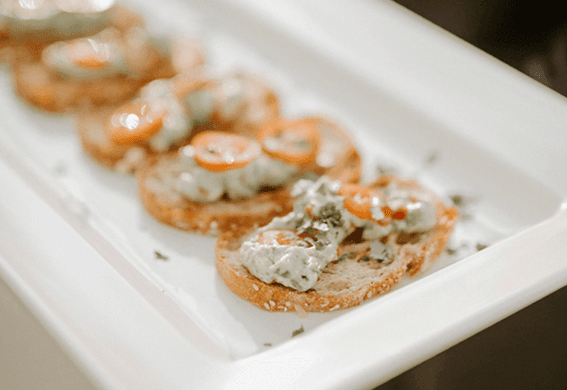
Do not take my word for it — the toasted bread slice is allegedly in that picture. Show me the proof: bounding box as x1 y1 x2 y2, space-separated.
77 71 280 173
136 118 362 234
137 153 295 235
215 176 458 312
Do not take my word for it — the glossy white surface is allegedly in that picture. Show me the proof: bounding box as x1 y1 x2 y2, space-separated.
1 0 567 389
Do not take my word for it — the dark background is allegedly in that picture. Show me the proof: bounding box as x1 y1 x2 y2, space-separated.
375 1 567 389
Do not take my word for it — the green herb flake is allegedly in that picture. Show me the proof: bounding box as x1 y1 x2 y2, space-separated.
476 243 488 251
154 251 169 260
425 152 439 165
337 252 354 262
291 325 305 338
446 247 457 255
263 343 272 347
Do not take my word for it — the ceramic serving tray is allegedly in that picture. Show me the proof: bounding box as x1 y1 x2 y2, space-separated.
1 0 567 388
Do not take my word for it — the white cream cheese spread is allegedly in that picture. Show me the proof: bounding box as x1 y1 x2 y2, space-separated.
109 78 215 152
42 28 129 80
240 229 339 291
173 145 299 202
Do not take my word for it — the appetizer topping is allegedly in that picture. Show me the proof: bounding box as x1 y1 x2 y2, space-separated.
258 118 320 166
338 183 386 221
171 74 210 100
42 28 130 79
67 38 111 69
108 101 165 144
173 132 300 203
257 229 315 248
240 176 438 291
192 131 261 172
390 198 437 233
215 75 245 120
240 227 339 291
105 78 214 150
368 241 394 264
1 0 115 38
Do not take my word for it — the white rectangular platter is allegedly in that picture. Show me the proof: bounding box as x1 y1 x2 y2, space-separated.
1 0 567 389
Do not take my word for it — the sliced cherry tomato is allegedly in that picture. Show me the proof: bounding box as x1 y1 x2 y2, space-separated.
171 74 210 98
108 101 165 145
392 206 408 220
192 131 260 172
68 39 110 69
257 118 320 166
339 183 387 221
257 229 315 247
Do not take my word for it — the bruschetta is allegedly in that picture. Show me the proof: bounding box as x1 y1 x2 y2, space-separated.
77 70 280 173
136 117 361 235
215 175 458 312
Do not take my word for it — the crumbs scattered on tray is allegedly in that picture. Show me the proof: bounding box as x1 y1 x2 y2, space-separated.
263 342 272 347
448 193 478 220
445 241 490 257
424 151 440 166
53 161 68 176
375 164 398 177
291 325 305 338
154 250 169 260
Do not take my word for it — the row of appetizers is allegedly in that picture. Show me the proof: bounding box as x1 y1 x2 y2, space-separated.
1 0 458 313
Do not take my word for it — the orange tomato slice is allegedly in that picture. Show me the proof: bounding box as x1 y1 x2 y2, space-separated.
257 229 315 247
192 131 260 172
108 101 165 145
68 39 110 69
257 118 320 166
339 183 385 220
339 184 409 223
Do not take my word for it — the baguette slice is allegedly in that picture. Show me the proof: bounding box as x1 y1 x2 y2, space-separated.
77 71 280 173
136 117 361 235
137 153 295 235
215 176 459 312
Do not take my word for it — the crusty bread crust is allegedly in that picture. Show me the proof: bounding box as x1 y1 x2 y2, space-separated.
214 176 459 312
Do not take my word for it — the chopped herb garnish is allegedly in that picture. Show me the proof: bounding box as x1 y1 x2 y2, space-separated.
376 164 397 176
446 247 458 255
337 252 354 262
291 325 305 338
449 194 477 208
369 241 393 264
476 243 488 251
154 251 169 260
318 203 343 228
425 152 439 165
263 343 272 347
361 255 371 262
